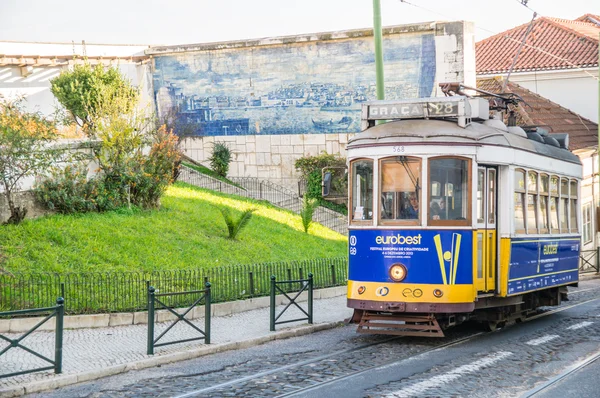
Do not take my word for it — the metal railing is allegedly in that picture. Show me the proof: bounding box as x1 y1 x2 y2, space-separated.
0 296 64 378
179 166 348 235
0 258 347 315
270 274 313 331
579 249 600 273
147 282 211 355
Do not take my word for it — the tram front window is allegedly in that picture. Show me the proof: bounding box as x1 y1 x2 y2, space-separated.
380 157 421 222
428 157 470 224
350 159 373 222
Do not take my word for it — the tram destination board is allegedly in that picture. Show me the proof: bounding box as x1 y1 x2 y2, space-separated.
367 100 462 120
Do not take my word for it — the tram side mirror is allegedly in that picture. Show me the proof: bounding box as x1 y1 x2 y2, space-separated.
322 172 332 197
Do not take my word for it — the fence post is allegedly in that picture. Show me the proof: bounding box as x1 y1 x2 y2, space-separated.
147 284 155 355
270 275 276 331
249 272 255 297
331 264 337 285
260 182 263 199
205 282 211 344
54 296 64 374
308 273 313 324
597 246 600 273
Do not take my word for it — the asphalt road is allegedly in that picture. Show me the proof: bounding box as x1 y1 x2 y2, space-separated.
32 278 600 398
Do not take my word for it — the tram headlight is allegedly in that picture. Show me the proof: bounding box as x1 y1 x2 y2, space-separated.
389 264 407 282
433 289 444 298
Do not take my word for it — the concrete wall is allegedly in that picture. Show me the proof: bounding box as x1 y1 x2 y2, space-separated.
150 21 476 188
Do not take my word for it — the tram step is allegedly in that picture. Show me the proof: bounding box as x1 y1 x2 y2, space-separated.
356 312 445 338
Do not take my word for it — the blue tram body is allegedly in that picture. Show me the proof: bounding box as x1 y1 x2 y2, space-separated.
345 96 582 336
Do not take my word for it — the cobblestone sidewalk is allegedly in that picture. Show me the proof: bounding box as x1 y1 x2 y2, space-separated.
0 294 352 397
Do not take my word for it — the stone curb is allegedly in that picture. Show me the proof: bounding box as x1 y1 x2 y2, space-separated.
0 320 345 397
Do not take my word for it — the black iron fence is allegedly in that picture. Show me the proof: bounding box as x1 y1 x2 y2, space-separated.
270 274 313 331
0 258 347 315
147 282 211 355
0 297 64 378
580 249 600 273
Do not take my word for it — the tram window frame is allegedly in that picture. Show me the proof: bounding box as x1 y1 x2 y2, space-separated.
378 156 422 225
427 156 472 227
583 202 592 243
349 158 374 225
570 180 578 233
560 178 569 233
538 174 549 234
514 169 526 234
526 171 539 234
549 176 559 233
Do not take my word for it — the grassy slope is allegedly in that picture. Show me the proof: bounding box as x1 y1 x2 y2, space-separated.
0 183 347 274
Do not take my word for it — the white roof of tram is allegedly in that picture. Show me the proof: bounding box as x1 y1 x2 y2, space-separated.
349 114 581 166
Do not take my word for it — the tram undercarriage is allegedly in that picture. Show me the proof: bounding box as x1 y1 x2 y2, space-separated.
347 286 572 338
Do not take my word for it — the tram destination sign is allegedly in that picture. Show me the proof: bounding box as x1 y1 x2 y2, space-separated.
367 100 462 120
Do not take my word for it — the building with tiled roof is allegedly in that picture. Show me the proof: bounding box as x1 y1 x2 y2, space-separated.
476 15 599 123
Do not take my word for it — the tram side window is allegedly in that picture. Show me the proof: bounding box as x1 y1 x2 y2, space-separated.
380 157 421 222
428 157 470 223
350 159 373 222
527 171 538 233
570 180 578 233
549 176 559 233
514 170 526 233
539 174 549 233
560 178 569 232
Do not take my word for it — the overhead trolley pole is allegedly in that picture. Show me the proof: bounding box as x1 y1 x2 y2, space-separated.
373 0 385 101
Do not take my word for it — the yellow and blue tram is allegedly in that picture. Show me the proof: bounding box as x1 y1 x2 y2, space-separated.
346 95 582 337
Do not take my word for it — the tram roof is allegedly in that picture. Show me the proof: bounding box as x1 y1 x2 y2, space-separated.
347 119 581 165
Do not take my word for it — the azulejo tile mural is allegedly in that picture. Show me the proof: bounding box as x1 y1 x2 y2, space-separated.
152 33 436 136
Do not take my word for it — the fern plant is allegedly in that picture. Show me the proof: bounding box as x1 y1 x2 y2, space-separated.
300 195 318 233
216 206 256 239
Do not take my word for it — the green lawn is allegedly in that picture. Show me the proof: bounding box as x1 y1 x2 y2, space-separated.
0 183 347 274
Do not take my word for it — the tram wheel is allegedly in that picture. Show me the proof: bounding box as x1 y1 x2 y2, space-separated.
484 321 505 332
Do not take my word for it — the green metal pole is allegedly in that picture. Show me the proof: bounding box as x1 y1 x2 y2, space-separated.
373 0 385 101
147 284 155 355
54 296 64 374
205 282 211 344
270 275 276 331
308 273 313 324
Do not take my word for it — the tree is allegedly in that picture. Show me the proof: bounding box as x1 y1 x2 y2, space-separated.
0 99 58 224
47 63 181 212
50 63 138 133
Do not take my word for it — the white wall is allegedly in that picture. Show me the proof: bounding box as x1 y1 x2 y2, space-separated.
0 41 152 118
501 69 598 123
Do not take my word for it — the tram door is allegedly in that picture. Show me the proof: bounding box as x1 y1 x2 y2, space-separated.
475 167 497 293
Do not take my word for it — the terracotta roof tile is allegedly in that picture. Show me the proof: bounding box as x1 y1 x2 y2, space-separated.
476 16 599 74
476 77 597 150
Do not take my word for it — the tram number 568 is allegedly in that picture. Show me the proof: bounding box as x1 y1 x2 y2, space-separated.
393 146 405 153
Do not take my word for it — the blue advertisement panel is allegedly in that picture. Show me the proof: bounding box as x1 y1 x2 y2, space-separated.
507 238 580 295
349 229 473 285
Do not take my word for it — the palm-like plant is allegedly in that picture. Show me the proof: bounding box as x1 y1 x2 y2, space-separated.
216 206 256 239
300 195 318 233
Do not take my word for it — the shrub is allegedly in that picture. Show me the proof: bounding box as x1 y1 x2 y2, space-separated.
209 142 232 177
216 206 256 240
35 165 97 214
300 195 317 233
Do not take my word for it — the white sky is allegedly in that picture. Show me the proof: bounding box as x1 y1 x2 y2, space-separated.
0 0 598 46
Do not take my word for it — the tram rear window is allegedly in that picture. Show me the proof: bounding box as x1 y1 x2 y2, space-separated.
350 159 373 222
